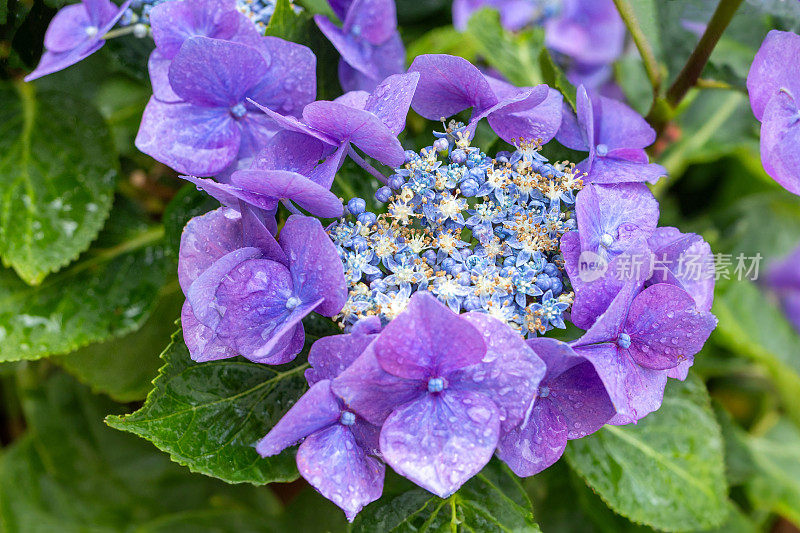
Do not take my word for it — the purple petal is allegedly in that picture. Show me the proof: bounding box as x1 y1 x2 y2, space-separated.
364 72 420 136
247 99 340 146
562 232 653 330
186 247 263 328
573 343 667 424
24 40 104 82
280 215 348 316
576 183 659 262
246 37 317 117
336 91 370 109
149 0 240 59
236 111 280 164
647 227 715 312
213 258 313 363
168 36 267 107
556 86 593 151
623 284 717 370
332 344 423 425
373 292 485 381
252 130 334 175
239 203 286 264
307 329 380 385
256 380 340 456
43 4 92 53
592 93 656 150
587 156 666 185
452 312 545 432
83 0 124 27
497 399 569 477
747 30 800 121
336 37 406 94
379 391 500 498
527 338 614 438
297 423 385 522
408 54 498 120
487 86 563 144
181 299 237 361
760 90 800 196
343 0 397 45
311 142 349 189
135 98 240 176
315 16 379 79
178 207 243 293
181 176 279 212
767 245 800 290
667 359 693 381
231 170 344 218
571 281 640 348
148 50 181 103
544 0 624 66
328 0 352 20
302 100 406 166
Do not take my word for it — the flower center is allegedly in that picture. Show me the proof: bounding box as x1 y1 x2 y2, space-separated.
539 385 551 398
339 411 356 426
427 377 445 393
85 25 99 37
600 233 614 247
618 333 632 349
285 296 301 310
230 102 247 119
596 143 609 156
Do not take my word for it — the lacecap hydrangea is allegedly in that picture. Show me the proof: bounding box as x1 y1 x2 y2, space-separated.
26 0 720 522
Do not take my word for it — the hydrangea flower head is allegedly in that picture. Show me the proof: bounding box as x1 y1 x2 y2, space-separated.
571 282 717 424
315 0 405 92
25 0 133 81
557 85 666 184
136 35 316 176
497 337 614 476
332 292 546 497
747 30 800 196
328 130 584 335
180 210 347 364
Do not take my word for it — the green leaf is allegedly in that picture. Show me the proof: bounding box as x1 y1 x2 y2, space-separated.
565 376 728 532
54 289 183 403
406 26 478 64
712 279 800 426
265 0 311 42
351 460 540 532
466 8 545 87
106 331 308 485
746 420 800 527
0 197 171 362
0 371 282 532
538 48 576 110
713 403 757 487
0 82 117 284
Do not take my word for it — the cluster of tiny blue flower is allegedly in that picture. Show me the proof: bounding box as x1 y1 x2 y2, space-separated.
328 124 584 337
118 0 283 31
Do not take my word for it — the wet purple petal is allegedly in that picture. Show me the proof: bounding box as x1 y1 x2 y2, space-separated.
373 292 485 381
747 30 800 121
231 170 344 218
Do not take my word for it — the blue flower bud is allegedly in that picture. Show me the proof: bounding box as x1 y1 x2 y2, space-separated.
536 275 551 291
388 174 405 189
375 186 393 203
433 138 449 152
543 262 559 277
460 179 479 197
347 197 366 216
357 212 377 226
450 149 467 164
